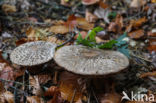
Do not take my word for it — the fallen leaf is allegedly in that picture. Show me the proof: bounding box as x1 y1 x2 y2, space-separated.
0 91 14 103
44 86 59 97
126 101 152 103
76 17 94 30
99 0 109 9
27 96 44 103
95 37 108 43
108 15 123 33
0 82 5 93
131 17 147 28
85 10 98 23
130 0 146 8
61 0 71 6
45 86 65 103
98 92 121 103
29 76 43 96
49 25 70 34
46 36 65 44
65 15 77 28
151 0 156 3
148 38 156 52
26 27 50 40
140 71 156 78
36 74 52 84
94 7 111 23
148 31 156 37
128 29 144 39
2 4 16 13
0 64 14 87
26 27 39 41
59 72 83 102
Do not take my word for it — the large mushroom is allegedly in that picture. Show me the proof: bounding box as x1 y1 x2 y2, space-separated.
54 45 129 102
54 45 129 76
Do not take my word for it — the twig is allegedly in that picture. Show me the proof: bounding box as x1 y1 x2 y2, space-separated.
0 78 31 87
130 53 152 63
56 26 76 48
91 88 99 103
87 92 90 103
70 88 77 103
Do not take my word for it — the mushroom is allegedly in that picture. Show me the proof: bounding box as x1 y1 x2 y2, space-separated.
10 41 57 66
54 45 129 102
82 0 100 5
10 41 57 102
54 45 129 76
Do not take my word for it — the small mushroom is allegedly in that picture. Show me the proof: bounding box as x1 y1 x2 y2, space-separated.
82 0 100 5
10 41 57 66
10 41 57 102
54 45 129 76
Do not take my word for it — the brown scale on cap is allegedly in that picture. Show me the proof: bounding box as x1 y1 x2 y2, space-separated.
54 45 129 76
10 41 57 66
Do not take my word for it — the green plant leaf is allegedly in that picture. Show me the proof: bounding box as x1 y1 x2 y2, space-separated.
108 12 117 19
117 45 130 58
85 27 104 42
97 40 117 49
115 32 127 46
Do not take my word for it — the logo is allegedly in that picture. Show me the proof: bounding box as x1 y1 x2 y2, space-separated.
122 91 155 102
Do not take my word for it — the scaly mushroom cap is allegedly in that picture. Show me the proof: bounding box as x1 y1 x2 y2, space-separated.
10 41 57 66
54 45 129 76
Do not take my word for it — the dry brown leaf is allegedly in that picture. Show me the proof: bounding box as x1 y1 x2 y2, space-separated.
37 74 52 84
128 29 144 39
29 76 43 96
130 0 146 8
0 64 14 87
0 91 14 103
98 92 121 103
140 71 156 78
108 15 123 33
59 72 82 102
27 96 44 103
44 86 59 97
45 86 65 103
2 4 16 13
151 0 156 3
61 0 71 6
148 38 156 52
76 17 94 30
126 101 152 103
26 27 40 41
95 36 107 43
65 15 94 30
0 82 5 94
49 25 70 34
46 36 65 44
99 0 109 9
148 31 156 37
131 17 147 28
85 10 98 23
